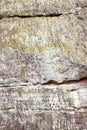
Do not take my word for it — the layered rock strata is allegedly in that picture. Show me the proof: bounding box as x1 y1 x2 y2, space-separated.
0 80 87 130
0 0 87 130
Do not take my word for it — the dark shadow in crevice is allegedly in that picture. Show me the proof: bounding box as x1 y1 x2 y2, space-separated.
41 77 87 85
0 13 63 19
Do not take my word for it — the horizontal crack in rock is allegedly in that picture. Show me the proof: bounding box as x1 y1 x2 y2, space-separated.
0 77 87 87
0 13 63 19
41 77 87 85
0 6 87 19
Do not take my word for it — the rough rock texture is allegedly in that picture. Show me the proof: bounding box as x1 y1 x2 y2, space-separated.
0 0 87 16
0 15 87 84
0 0 87 130
0 80 87 130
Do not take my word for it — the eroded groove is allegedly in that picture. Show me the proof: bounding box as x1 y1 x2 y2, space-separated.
0 12 86 21
0 77 87 87
9 13 63 18
41 77 87 85
0 13 63 20
0 5 87 20
0 11 84 20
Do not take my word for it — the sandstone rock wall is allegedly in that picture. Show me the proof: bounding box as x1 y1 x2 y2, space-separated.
0 0 87 130
0 0 87 16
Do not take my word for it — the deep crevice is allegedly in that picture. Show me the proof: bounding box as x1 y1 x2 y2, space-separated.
0 11 85 20
0 13 63 19
41 77 87 85
0 77 87 87
0 11 83 20
0 5 87 19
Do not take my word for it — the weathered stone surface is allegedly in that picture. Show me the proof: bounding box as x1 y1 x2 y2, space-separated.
0 80 87 130
0 1 87 129
0 0 87 16
0 14 87 84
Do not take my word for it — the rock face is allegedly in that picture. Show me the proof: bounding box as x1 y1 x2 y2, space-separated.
0 15 87 85
0 0 87 130
0 0 87 16
0 80 87 130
